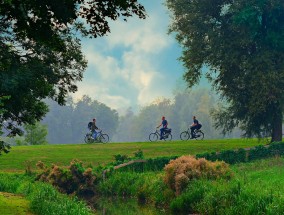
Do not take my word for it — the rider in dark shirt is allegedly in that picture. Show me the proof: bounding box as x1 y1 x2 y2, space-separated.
91 118 99 139
157 116 168 140
190 116 202 138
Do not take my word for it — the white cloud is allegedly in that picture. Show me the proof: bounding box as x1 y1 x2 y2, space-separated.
73 0 180 112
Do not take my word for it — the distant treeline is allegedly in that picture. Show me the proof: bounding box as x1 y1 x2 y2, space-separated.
40 89 241 144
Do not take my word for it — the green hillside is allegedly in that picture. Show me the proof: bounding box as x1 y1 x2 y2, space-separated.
0 138 267 172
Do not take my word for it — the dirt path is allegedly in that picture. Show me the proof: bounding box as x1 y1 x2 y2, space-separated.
0 192 34 215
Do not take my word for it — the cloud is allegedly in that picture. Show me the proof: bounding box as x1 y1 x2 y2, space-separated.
73 0 181 113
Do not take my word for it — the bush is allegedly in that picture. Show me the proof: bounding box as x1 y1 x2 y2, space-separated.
196 142 284 165
268 142 284 156
164 156 232 195
248 145 270 162
219 148 247 164
36 159 97 196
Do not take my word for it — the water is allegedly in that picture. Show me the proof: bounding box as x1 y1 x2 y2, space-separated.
92 197 169 215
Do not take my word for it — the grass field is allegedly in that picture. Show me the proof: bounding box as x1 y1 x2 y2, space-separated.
0 138 268 172
0 192 33 215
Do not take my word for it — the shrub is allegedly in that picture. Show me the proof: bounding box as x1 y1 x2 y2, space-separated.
248 145 270 161
268 142 284 156
36 159 97 196
164 156 232 195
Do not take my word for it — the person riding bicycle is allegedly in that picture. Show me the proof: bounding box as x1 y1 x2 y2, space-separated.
157 116 168 140
90 118 100 140
190 116 202 139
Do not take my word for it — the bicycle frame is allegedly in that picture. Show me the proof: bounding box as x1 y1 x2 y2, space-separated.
180 127 204 140
155 129 161 137
85 129 109 143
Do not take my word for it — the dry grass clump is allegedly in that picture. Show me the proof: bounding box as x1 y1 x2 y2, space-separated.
164 155 233 195
36 159 97 196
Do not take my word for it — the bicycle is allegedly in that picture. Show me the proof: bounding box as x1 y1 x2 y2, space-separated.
149 128 172 142
84 130 109 143
180 128 204 140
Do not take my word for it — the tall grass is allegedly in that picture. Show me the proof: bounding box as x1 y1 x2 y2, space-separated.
170 157 284 214
98 171 174 206
0 174 93 215
97 157 284 215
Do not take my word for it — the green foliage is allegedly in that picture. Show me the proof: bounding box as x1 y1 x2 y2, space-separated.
0 96 11 155
170 180 209 214
24 122 48 145
269 141 284 156
218 148 247 164
196 142 284 164
134 149 144 159
98 156 284 215
0 173 93 215
112 89 227 142
14 135 27 146
0 138 267 172
248 145 270 162
0 0 146 138
0 141 11 155
166 0 284 141
98 171 174 206
113 154 129 164
43 96 119 144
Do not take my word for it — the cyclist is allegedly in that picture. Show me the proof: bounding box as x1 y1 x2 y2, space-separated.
90 118 100 140
157 116 168 140
190 116 202 138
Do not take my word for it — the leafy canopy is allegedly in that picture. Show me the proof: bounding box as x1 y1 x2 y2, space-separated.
0 0 146 153
166 0 284 141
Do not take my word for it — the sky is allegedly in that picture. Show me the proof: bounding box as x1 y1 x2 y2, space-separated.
73 0 186 113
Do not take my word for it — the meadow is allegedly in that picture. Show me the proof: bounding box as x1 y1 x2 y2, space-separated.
0 138 283 215
0 138 267 172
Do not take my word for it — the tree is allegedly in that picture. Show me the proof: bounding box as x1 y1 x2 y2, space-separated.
112 107 137 142
0 1 146 140
166 0 284 141
42 95 119 143
0 96 11 154
42 98 74 144
72 95 119 142
24 122 48 145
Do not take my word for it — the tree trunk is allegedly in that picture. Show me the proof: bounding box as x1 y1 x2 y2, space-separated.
271 110 283 142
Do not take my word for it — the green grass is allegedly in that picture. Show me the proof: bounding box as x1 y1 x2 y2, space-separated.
0 192 33 215
96 157 284 215
0 174 93 215
0 138 267 172
191 157 284 214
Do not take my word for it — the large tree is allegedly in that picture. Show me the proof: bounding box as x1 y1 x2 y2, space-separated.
166 0 284 141
0 1 146 151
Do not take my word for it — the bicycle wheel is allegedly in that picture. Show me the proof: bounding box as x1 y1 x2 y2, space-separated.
100 134 109 143
195 130 204 140
180 131 190 140
165 133 172 141
149 133 158 142
84 134 94 143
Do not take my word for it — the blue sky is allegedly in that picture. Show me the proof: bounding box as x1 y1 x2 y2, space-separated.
73 0 188 113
